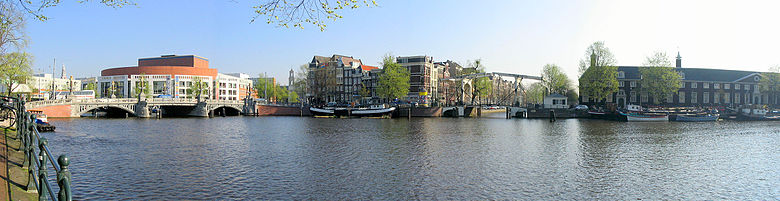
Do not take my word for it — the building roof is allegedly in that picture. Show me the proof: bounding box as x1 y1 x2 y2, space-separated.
312 56 330 64
360 65 379 71
616 66 760 82
545 93 567 98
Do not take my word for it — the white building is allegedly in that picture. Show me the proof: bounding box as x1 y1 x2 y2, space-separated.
0 73 82 100
543 93 568 109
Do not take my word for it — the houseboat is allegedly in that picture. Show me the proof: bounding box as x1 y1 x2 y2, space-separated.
310 105 396 118
619 105 669 122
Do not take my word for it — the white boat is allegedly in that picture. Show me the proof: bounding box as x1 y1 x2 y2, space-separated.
619 111 669 122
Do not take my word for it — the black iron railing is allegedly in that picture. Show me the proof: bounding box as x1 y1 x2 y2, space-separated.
2 95 72 201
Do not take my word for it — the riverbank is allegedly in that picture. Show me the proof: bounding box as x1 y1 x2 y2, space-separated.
1 122 38 201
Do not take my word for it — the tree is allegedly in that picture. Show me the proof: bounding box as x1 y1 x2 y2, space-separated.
0 1 26 53
578 41 619 106
84 82 100 98
540 64 571 95
251 0 377 31
759 65 780 105
0 52 32 96
467 59 492 105
187 76 208 100
292 64 308 100
566 88 579 105
133 74 151 99
358 84 370 102
288 91 300 103
639 51 682 104
4 0 134 22
524 82 545 104
578 41 617 76
376 54 409 101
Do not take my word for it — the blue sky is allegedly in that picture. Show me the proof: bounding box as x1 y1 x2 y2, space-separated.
26 0 780 84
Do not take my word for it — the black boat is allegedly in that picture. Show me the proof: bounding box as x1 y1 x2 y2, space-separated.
310 105 396 118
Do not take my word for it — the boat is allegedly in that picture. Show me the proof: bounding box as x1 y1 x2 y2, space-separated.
618 111 669 122
29 110 56 132
674 114 719 122
734 108 780 121
309 105 396 118
309 107 335 117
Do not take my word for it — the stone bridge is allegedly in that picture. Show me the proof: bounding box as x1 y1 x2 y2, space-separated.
25 98 253 118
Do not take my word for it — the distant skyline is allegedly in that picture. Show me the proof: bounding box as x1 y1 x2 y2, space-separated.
25 0 780 84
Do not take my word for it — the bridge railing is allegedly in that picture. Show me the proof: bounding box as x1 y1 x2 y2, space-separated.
26 98 138 108
2 95 72 201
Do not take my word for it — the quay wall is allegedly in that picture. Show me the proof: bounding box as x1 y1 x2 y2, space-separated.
28 105 72 118
394 107 443 117
256 105 311 116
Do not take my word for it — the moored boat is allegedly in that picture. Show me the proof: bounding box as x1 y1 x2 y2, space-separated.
29 110 56 132
619 111 669 122
674 114 719 122
310 105 396 118
309 107 335 117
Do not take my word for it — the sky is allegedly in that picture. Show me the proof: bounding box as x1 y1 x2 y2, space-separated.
25 0 780 84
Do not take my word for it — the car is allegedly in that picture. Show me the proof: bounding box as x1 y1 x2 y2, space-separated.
575 105 588 110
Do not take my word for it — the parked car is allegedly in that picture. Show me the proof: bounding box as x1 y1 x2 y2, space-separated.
575 105 589 110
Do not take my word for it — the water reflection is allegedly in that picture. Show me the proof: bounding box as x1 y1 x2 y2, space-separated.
43 117 779 200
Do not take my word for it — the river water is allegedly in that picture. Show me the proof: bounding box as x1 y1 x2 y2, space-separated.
44 114 779 200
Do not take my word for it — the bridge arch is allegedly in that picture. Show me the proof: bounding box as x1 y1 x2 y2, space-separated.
77 105 135 117
210 105 242 116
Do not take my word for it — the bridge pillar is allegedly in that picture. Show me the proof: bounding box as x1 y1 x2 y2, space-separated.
243 98 256 115
188 102 209 117
134 101 151 118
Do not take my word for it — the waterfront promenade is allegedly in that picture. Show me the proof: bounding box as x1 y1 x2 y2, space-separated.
1 120 37 201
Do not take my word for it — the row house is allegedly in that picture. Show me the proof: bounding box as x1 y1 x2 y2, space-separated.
307 55 379 104
397 56 438 104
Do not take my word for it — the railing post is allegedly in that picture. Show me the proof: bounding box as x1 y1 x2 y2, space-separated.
38 138 49 200
57 155 72 201
25 113 36 192
21 112 30 169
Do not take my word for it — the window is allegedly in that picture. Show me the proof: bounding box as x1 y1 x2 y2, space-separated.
666 93 674 103
724 83 730 89
619 81 625 87
714 93 720 103
735 84 740 90
692 82 697 88
641 92 648 103
754 76 761 81
735 93 740 104
714 83 720 89
681 82 686 88
691 92 697 103
703 92 709 103
606 94 613 102
618 90 625 96
703 82 709 89
630 91 636 102
679 91 685 103
630 81 636 88
754 84 759 91
618 71 625 78
679 72 685 79
724 93 730 103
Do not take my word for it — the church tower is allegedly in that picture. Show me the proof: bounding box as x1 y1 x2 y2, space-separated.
676 52 682 68
61 64 67 79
